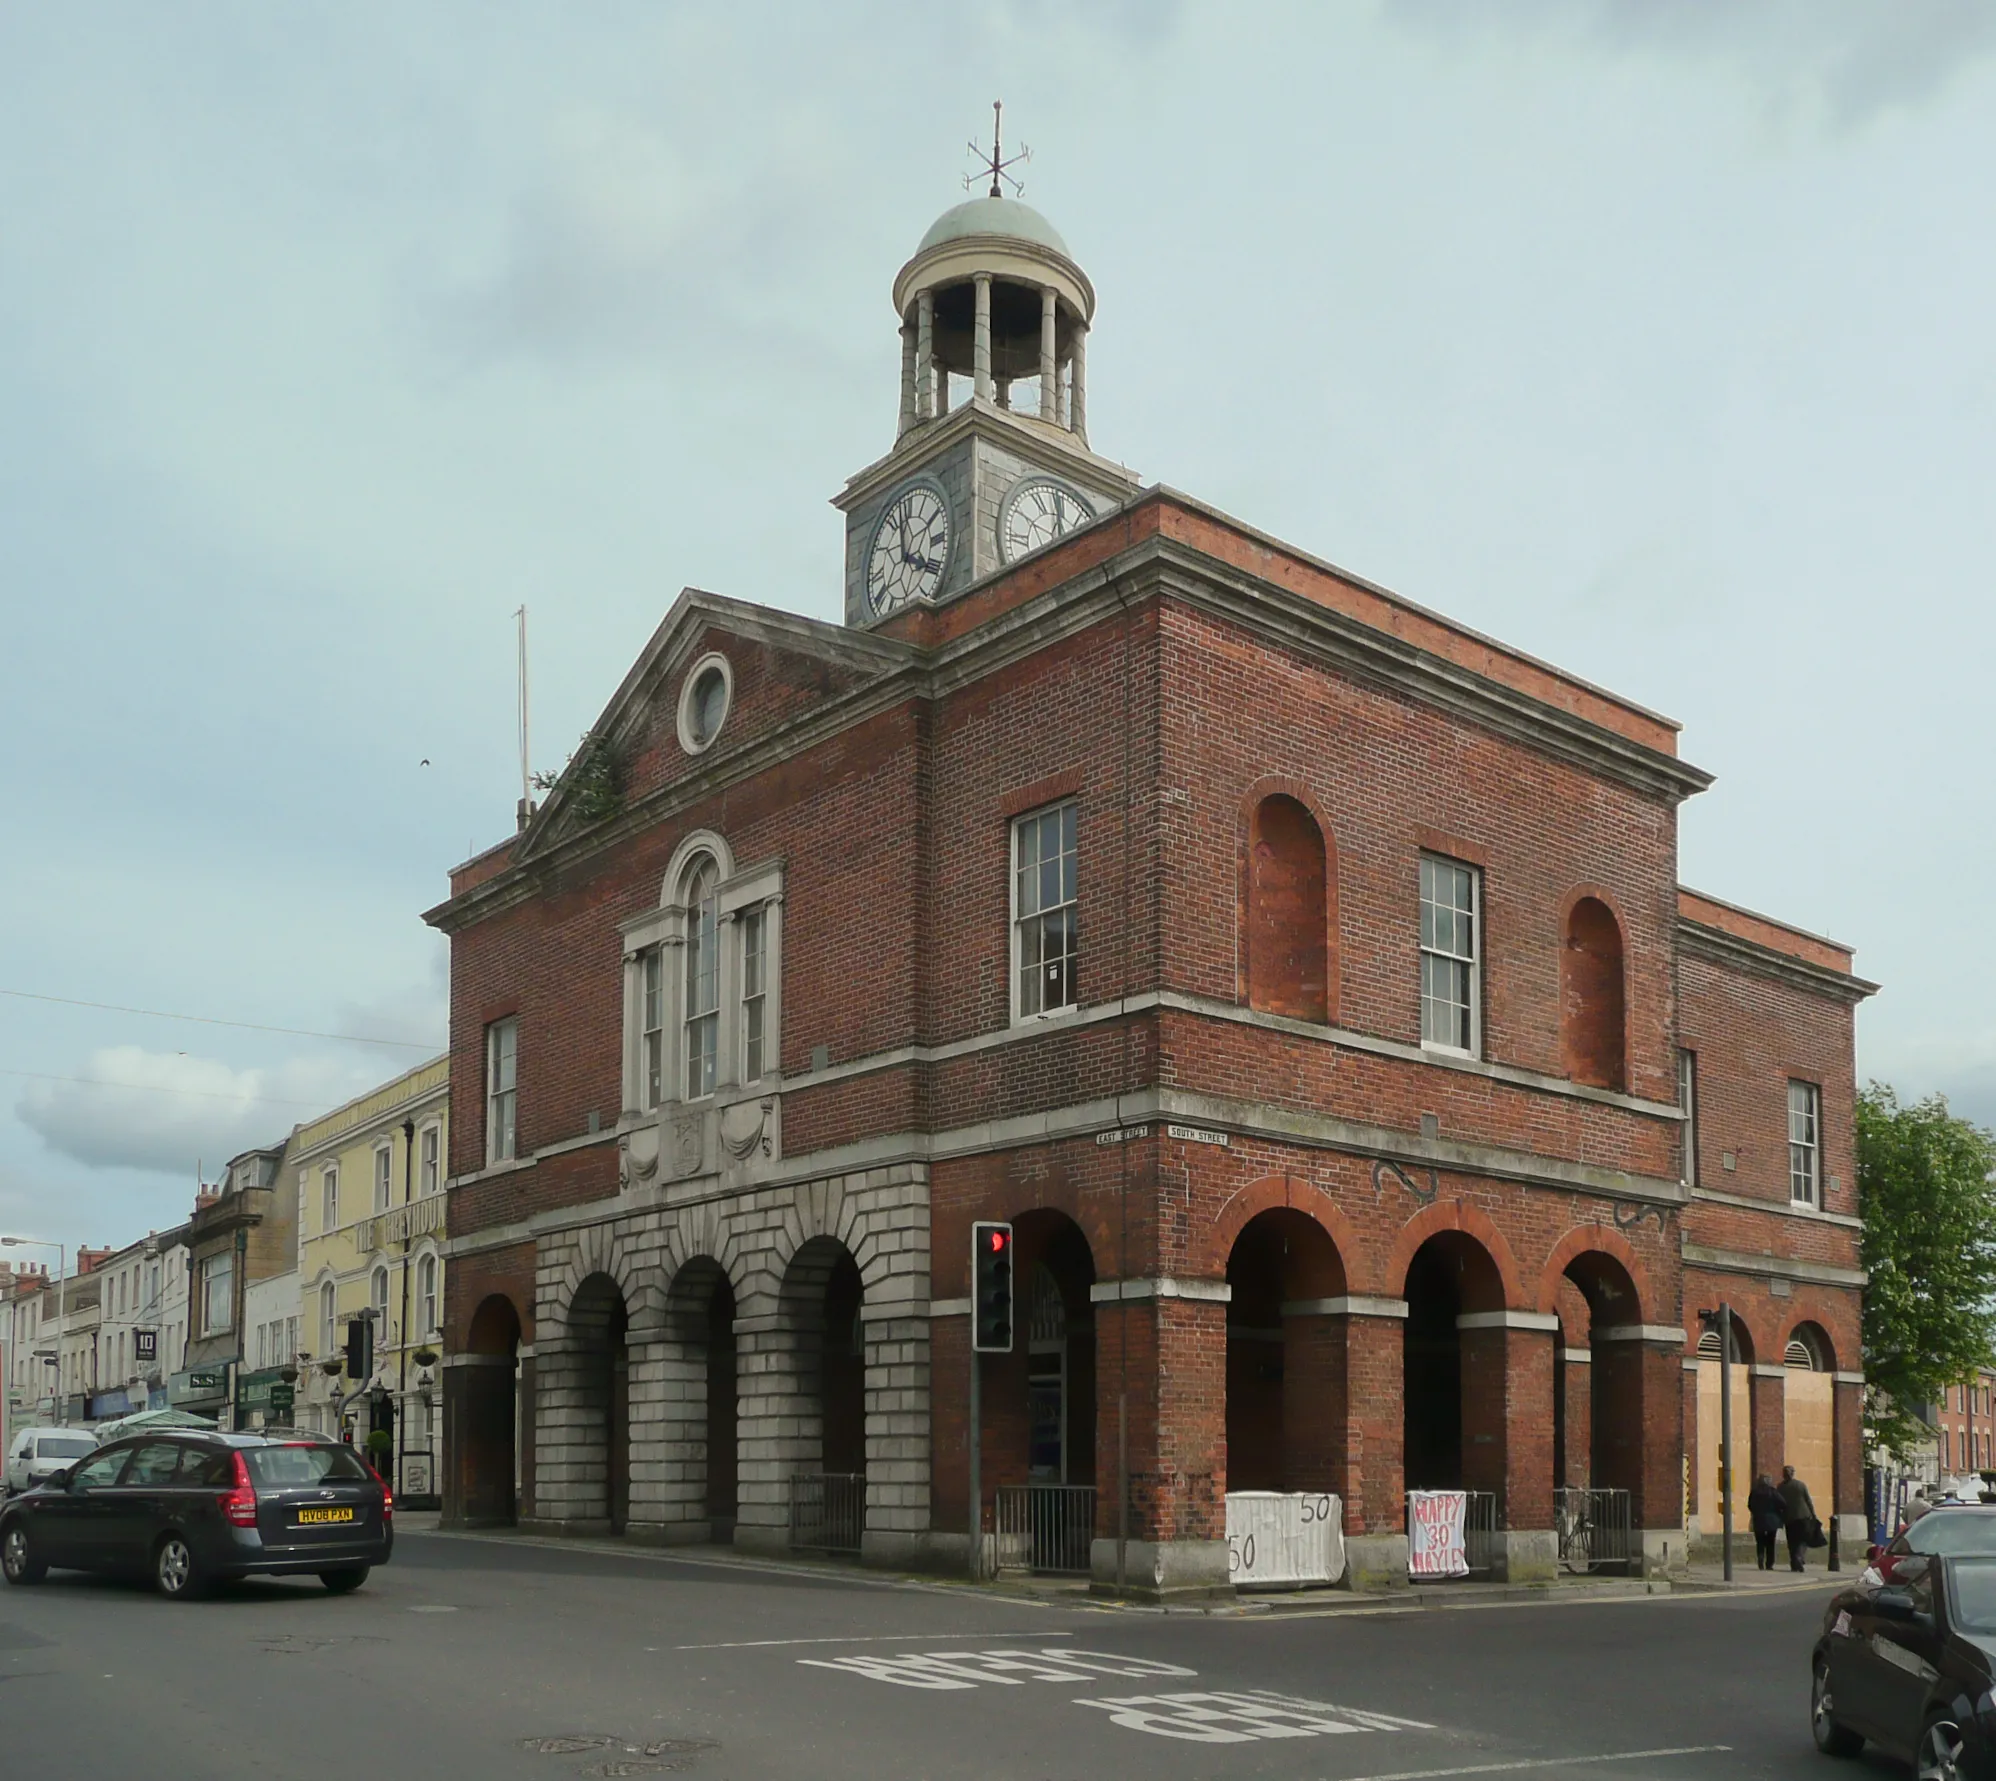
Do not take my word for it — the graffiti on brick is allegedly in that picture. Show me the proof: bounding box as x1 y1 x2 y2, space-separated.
1372 1158 1439 1205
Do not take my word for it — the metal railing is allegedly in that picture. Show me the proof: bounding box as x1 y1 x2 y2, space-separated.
790 1473 865 1556
994 1484 1096 1577
1555 1487 1634 1573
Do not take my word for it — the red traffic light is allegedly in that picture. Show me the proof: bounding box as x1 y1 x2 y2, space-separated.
987 1229 1008 1252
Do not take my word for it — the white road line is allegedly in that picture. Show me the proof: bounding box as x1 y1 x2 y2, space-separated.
673 1631 1078 1651
1335 1746 1732 1781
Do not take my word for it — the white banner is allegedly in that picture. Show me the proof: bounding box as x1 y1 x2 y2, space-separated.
1407 1490 1469 1578
1225 1491 1345 1586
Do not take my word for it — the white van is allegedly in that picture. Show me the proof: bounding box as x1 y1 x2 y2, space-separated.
4 1427 98 1495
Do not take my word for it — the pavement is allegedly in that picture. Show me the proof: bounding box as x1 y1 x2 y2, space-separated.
0 1517 1871 1781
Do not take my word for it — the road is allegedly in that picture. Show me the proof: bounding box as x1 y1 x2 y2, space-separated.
0 1528 1883 1781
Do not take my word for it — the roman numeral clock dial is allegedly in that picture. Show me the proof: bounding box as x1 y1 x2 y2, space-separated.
1000 477 1093 564
865 482 951 616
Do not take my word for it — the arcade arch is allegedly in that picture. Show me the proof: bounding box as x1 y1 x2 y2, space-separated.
1224 1207 1346 1497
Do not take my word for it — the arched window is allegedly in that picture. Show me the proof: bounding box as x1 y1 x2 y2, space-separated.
1561 896 1627 1091
1785 1339 1816 1369
371 1266 391 1343
1246 794 1331 1023
683 856 720 1099
417 1254 438 1337
320 1281 337 1359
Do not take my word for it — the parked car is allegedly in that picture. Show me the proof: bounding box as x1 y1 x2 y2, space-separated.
4 1427 98 1496
0 1430 391 1599
1812 1552 1996 1776
1871 1504 1996 1584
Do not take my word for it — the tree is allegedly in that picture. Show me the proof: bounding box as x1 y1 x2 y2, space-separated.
1859 1084 1996 1461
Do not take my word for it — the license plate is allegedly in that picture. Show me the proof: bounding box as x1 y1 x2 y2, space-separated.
297 1507 355 1525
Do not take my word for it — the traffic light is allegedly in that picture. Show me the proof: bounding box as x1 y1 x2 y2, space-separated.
971 1221 1014 1353
345 1314 373 1383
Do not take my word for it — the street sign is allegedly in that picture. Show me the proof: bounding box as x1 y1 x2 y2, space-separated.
270 1383 295 1417
134 1328 157 1361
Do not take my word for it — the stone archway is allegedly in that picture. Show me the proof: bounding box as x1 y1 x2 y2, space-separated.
545 1271 630 1535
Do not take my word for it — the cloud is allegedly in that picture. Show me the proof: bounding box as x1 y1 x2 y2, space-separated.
16 1047 378 1176
1381 0 1996 129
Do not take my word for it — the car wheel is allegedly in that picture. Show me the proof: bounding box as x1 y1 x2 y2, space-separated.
153 1533 207 1601
1918 1713 1966 1781
318 1566 369 1594
1 1523 46 1586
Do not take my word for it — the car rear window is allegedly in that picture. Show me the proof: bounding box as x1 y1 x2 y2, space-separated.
242 1445 372 1488
1910 1513 1996 1555
36 1436 94 1460
178 1447 233 1485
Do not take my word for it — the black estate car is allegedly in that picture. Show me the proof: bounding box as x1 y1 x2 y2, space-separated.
1813 1548 1996 1780
0 1429 392 1600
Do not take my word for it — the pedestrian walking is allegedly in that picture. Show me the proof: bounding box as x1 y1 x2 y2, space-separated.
1777 1464 1818 1572
1904 1482 1936 1528
1747 1473 1785 1571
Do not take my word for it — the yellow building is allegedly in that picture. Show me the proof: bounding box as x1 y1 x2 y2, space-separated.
291 1055 449 1503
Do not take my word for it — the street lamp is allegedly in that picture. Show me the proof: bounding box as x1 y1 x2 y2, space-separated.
2 1237 68 1427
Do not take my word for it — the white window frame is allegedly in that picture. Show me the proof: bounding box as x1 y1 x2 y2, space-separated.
321 1164 340 1232
741 904 769 1083
682 856 721 1100
200 1252 234 1337
1011 800 1080 1024
373 1142 393 1214
640 946 665 1110
486 1017 519 1164
618 832 784 1125
320 1281 337 1359
371 1266 391 1340
419 1123 441 1196
1418 853 1481 1058
1677 1048 1699 1188
1789 1079 1822 1206
417 1251 439 1336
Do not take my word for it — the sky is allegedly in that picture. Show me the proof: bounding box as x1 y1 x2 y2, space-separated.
2 1 1993 1259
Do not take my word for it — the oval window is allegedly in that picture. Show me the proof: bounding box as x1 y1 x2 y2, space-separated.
678 655 733 754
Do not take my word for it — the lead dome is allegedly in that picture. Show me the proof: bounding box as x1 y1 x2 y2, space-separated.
892 188 1095 443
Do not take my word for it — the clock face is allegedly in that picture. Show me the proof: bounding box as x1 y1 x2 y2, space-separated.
866 483 951 616
1000 478 1093 564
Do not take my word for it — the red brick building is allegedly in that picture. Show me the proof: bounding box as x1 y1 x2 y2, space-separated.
428 190 1874 1594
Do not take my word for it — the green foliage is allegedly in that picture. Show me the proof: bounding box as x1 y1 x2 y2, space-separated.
1860 1083 1996 1460
364 1428 392 1456
531 730 626 824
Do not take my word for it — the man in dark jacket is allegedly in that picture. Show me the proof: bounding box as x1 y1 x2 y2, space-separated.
1747 1473 1785 1571
1777 1465 1817 1571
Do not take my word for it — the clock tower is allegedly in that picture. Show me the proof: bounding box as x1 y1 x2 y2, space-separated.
834 175 1140 627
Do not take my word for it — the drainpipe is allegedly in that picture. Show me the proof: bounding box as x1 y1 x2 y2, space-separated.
398 1118 415 1496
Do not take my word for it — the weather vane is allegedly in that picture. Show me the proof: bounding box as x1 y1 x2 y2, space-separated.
966 99 1029 199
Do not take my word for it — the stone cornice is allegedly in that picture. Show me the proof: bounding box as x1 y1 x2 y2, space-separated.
1677 917 1880 1007
429 519 1710 935
1681 1240 1867 1289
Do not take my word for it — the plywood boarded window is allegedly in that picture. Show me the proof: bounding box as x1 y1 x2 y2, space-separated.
1561 896 1626 1090
1247 795 1331 1023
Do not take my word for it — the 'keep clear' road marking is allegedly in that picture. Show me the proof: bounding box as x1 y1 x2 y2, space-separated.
798 1648 1195 1690
794 1649 1437 1744
1071 1693 1434 1745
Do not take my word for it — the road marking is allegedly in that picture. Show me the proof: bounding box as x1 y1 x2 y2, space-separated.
1334 1746 1731 1780
1072 1690 1433 1744
799 1647 1197 1690
679 1631 1074 1651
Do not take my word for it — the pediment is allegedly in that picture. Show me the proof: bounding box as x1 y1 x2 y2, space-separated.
516 590 913 862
